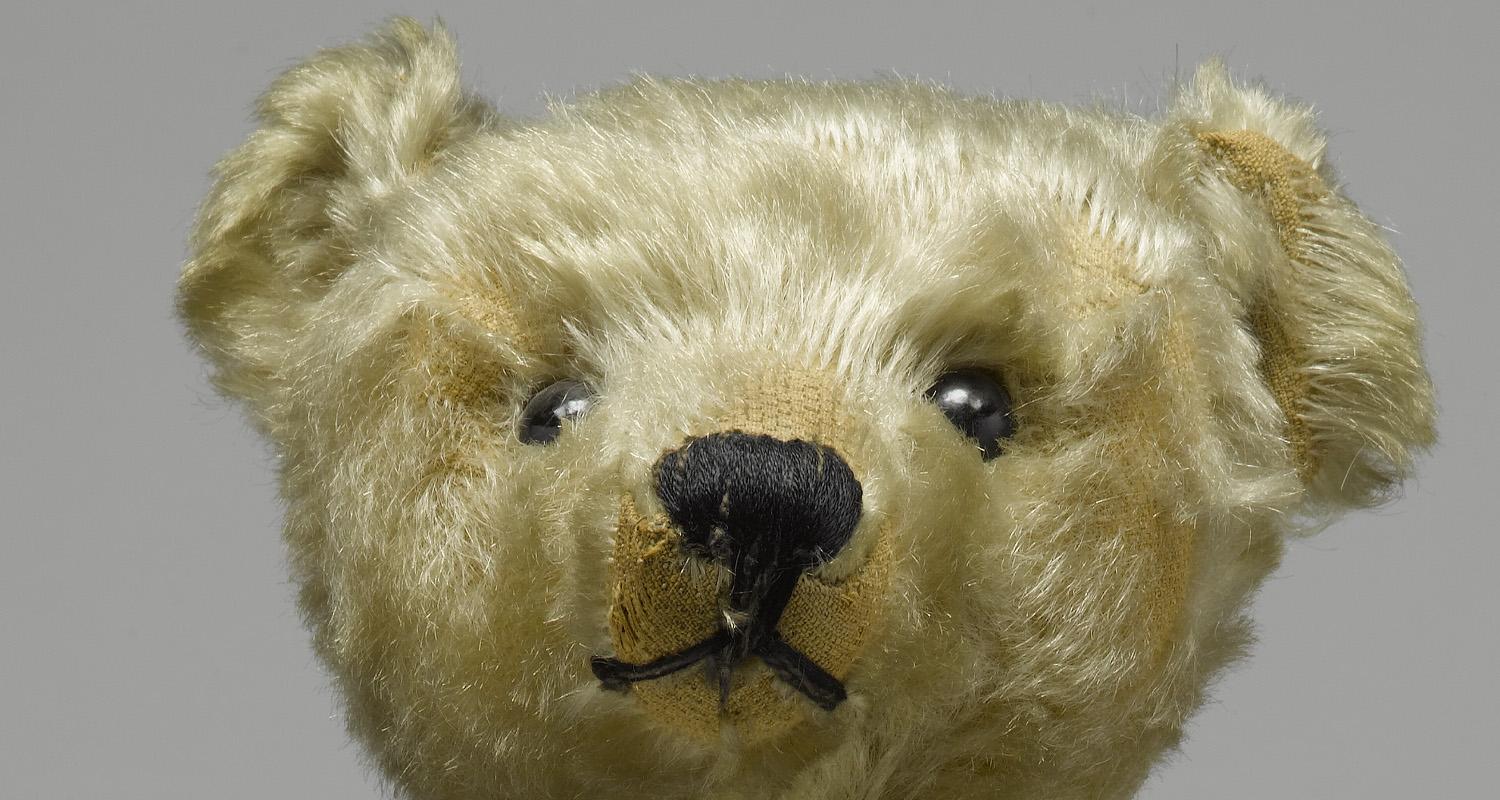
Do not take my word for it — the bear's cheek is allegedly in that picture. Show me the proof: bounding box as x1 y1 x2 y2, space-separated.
984 448 1194 682
280 327 614 749
963 337 1205 714
293 442 625 775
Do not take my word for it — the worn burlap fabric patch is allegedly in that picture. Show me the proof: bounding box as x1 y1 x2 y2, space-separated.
1066 222 1196 657
606 367 891 742
1093 412 1196 657
403 291 540 487
1198 130 1331 481
414 328 505 408
408 291 537 408
1065 221 1147 314
456 292 537 350
720 368 854 465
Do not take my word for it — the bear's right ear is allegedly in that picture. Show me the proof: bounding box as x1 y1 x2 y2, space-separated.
1161 61 1436 513
178 18 495 425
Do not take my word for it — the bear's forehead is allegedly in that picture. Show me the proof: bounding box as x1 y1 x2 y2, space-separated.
447 78 1165 228
394 79 1191 360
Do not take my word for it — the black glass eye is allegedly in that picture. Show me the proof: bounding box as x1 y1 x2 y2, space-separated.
519 379 596 445
924 368 1015 460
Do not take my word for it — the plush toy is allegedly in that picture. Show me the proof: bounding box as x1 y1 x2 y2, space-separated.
178 18 1435 800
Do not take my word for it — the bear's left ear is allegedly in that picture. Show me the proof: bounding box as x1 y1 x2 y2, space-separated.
1160 60 1435 512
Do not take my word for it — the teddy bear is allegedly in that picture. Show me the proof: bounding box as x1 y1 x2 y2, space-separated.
177 18 1434 800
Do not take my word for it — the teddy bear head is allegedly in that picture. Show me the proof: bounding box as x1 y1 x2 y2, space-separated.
179 20 1434 800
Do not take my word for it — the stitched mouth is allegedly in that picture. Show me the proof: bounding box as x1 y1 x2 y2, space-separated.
599 494 889 739
591 492 852 711
591 621 847 712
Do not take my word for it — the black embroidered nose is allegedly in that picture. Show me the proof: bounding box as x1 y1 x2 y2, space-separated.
590 432 862 712
655 432 861 586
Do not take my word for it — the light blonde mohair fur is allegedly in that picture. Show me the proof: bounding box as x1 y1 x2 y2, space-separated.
178 19 1435 800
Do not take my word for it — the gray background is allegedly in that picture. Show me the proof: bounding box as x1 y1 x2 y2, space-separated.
2 1 1494 797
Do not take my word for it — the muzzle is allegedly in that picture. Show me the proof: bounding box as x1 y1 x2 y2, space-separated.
592 432 861 711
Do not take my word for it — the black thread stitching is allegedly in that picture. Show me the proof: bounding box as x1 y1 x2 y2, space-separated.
593 432 861 714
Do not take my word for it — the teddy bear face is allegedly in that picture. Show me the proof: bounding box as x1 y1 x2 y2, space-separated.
180 20 1433 800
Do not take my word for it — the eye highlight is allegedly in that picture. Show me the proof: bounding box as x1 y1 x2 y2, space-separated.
924 368 1015 460
519 379 596 445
